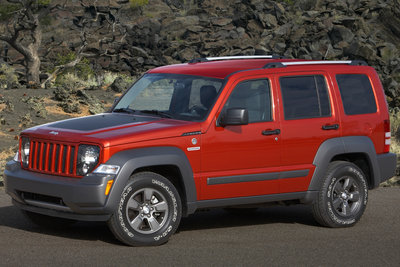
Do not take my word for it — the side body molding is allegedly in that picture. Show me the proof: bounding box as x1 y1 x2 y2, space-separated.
104 147 197 215
308 136 381 192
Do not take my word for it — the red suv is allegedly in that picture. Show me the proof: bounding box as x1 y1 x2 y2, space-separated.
4 56 397 246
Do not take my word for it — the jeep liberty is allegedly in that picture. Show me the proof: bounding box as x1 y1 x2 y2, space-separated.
4 56 397 246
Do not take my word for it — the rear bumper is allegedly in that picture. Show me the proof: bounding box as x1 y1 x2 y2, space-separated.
377 152 397 184
4 160 115 221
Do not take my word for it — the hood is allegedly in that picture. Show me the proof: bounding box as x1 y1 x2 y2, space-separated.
22 113 200 147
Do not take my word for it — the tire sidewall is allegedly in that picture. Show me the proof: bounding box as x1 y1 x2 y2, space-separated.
323 163 368 226
115 174 181 246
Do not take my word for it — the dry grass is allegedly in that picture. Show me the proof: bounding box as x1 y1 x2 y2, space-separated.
382 111 400 186
0 146 17 184
44 100 91 118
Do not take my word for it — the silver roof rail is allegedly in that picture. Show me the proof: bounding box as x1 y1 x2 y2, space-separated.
189 55 283 63
264 60 368 69
282 60 367 66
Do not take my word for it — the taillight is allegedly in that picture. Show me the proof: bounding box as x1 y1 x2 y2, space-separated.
384 119 391 153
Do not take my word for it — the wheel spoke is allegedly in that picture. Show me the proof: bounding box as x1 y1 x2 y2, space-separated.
130 215 144 230
349 191 360 202
127 198 140 210
342 201 350 216
334 182 344 194
153 201 168 212
147 217 161 231
332 198 342 210
143 188 153 202
343 178 351 190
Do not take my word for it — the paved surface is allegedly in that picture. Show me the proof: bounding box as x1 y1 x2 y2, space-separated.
0 187 399 266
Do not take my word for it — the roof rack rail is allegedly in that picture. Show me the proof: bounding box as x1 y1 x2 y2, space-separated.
189 55 284 63
282 60 368 66
263 60 368 68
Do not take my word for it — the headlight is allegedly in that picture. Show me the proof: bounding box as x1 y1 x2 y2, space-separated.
20 137 30 168
77 145 100 176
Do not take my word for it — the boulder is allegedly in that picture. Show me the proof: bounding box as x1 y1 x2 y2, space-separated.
110 77 129 93
329 25 355 44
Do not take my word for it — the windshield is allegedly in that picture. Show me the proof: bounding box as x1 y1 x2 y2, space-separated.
113 73 223 121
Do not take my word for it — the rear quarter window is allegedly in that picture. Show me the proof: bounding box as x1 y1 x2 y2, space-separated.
336 74 377 115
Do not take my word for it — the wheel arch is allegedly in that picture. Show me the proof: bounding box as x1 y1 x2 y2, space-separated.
104 146 197 216
308 136 381 193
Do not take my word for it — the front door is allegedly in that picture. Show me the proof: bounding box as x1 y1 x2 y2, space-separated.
200 77 282 200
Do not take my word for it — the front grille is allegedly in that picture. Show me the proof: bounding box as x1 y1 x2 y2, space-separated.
28 140 77 176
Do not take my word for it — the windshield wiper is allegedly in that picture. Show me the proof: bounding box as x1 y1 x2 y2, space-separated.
113 107 136 114
139 110 173 118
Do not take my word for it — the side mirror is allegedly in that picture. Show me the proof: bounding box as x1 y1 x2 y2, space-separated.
219 108 249 127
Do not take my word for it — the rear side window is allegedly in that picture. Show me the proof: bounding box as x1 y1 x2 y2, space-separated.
280 75 331 120
336 74 377 115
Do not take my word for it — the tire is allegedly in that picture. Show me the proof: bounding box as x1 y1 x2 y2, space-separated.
21 210 77 228
312 161 368 228
107 172 182 246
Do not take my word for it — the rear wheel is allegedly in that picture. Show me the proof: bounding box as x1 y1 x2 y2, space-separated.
312 161 368 227
107 172 182 246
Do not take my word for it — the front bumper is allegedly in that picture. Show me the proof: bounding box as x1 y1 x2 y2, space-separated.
4 160 115 221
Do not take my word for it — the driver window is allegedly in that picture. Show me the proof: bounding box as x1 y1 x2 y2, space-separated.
224 79 271 123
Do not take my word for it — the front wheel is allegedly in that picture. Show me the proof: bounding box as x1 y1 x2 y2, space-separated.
107 172 182 246
312 161 368 228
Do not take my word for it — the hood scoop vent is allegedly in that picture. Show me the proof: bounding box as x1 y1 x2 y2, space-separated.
49 113 154 131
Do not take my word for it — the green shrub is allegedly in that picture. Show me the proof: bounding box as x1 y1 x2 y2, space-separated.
0 64 19 89
390 110 400 154
129 0 149 9
55 73 97 89
0 4 20 21
39 14 52 26
38 0 52 5
54 52 94 80
98 72 135 86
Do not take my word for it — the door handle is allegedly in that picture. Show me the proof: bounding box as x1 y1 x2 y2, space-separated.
262 129 281 136
322 124 339 130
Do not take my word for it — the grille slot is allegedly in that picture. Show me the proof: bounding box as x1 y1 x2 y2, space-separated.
28 140 77 176
21 191 65 206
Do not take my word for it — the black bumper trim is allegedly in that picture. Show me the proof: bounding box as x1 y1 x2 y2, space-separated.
13 200 111 221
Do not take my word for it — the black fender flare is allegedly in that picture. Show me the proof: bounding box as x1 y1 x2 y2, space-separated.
308 136 380 193
103 146 197 215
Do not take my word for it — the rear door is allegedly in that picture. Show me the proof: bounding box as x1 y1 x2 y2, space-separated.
276 72 341 193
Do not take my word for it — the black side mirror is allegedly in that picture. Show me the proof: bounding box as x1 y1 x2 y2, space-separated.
219 108 249 127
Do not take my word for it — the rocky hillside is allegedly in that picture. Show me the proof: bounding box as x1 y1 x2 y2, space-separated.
1 0 400 106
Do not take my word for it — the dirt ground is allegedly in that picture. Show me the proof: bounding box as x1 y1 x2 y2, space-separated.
0 87 118 183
